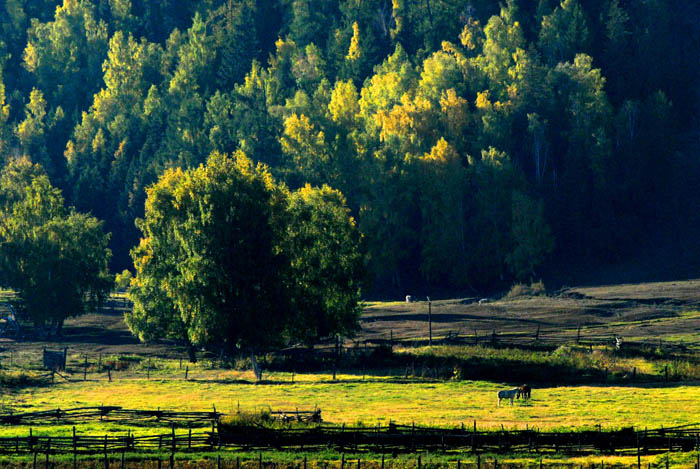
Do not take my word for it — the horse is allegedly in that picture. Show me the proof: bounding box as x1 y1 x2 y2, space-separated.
517 384 531 400
497 387 519 406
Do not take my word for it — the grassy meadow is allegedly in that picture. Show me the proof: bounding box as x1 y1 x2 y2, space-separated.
3 364 700 434
2 280 700 466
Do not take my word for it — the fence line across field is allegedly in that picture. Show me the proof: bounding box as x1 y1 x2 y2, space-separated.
0 422 700 456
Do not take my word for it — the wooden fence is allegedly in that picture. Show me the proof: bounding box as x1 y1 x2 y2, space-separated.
1 422 699 456
0 406 221 427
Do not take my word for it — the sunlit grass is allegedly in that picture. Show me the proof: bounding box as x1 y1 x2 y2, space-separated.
3 369 700 436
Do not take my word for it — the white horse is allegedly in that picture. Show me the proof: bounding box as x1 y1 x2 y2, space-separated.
497 387 520 406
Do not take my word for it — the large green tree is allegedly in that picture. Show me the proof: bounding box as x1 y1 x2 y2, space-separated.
127 151 289 359
127 151 367 358
0 158 112 334
285 184 365 344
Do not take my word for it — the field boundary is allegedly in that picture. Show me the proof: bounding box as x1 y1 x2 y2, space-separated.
2 417 700 456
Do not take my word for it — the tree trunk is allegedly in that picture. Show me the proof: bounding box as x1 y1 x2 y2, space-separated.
185 336 197 363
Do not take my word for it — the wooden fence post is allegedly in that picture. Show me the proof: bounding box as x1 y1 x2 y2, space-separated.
185 366 189 380
46 436 51 469
259 452 263 469
381 454 385 469
428 301 432 346
477 454 480 469
104 434 108 469
341 453 345 469
84 355 88 381
108 368 112 382
637 432 641 469
417 456 421 469
73 426 77 469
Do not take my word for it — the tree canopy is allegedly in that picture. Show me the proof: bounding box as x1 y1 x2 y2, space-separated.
126 152 365 358
0 158 112 334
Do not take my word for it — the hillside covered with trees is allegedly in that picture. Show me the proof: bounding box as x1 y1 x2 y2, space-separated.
0 0 698 296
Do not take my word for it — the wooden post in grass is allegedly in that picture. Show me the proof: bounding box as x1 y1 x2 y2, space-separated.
390 330 393 353
98 353 102 370
665 365 668 382
428 300 432 346
341 453 345 469
188 428 192 449
535 325 540 341
73 426 77 469
46 436 50 469
381 454 385 469
474 329 478 345
33 451 37 469
258 452 263 469
417 456 421 469
476 454 480 469
108 368 112 382
170 451 174 469
185 366 189 380
121 445 125 469
577 324 581 344
637 432 641 469
104 435 108 469
84 355 88 381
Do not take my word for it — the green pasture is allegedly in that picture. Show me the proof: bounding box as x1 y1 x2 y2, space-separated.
3 370 700 435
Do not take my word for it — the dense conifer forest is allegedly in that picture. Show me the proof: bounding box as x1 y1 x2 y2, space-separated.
0 0 698 293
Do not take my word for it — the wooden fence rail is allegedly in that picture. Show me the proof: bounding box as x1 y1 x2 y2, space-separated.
0 406 221 426
0 424 699 456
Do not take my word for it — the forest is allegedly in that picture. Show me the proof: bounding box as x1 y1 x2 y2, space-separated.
0 0 698 294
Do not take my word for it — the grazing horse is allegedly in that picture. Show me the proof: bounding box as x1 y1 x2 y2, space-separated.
517 384 531 400
497 387 519 406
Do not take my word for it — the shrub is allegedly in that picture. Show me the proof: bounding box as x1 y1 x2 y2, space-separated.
504 280 546 299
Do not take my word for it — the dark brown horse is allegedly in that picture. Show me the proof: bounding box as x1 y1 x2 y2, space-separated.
517 384 531 400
